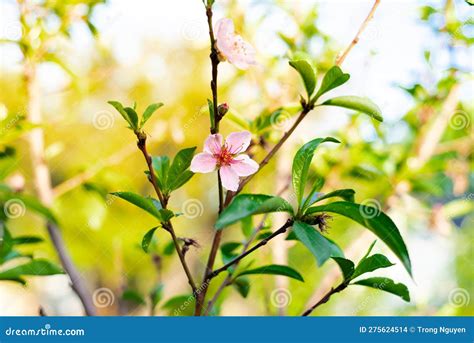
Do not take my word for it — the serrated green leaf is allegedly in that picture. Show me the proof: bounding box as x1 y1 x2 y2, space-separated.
292 137 340 207
142 227 159 253
352 254 394 279
305 202 412 276
332 257 355 281
141 103 163 128
216 194 294 230
236 264 304 282
292 221 343 266
352 277 410 302
314 66 350 101
320 96 383 122
289 60 317 98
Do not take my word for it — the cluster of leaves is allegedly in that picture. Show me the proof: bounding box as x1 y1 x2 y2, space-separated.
0 188 64 284
108 56 412 314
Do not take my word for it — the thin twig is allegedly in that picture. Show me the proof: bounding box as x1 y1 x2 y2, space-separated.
302 282 348 316
209 219 294 280
136 135 197 294
335 0 381 66
195 2 223 316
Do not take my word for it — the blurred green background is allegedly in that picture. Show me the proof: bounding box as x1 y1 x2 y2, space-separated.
0 0 472 316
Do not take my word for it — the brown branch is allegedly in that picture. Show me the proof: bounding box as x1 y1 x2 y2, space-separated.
335 0 381 66
208 219 294 280
25 59 96 316
302 282 348 316
136 134 197 294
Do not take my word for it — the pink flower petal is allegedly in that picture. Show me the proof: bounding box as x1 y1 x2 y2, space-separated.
190 153 217 173
204 134 223 155
231 155 259 177
220 165 240 191
225 131 251 154
228 36 257 70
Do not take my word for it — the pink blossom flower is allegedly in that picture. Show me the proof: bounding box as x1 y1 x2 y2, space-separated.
214 18 256 70
190 131 258 191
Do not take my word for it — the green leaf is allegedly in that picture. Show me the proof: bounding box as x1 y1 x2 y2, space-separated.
289 60 317 98
310 189 355 205
216 194 293 230
352 277 410 302
241 216 253 238
151 156 170 191
12 236 43 245
352 254 394 279
111 192 172 222
0 259 64 281
141 103 163 127
167 147 196 191
163 240 175 256
123 107 139 130
0 193 58 224
0 225 13 264
162 294 195 316
292 221 343 266
320 96 383 122
305 202 412 276
150 283 164 309
142 227 159 253
236 264 304 282
292 137 340 207
108 101 136 129
232 277 250 298
332 257 355 281
314 66 350 100
207 99 215 130
220 242 241 265
301 177 325 210
122 289 146 305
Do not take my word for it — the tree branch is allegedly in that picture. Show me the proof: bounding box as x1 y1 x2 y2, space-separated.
208 219 294 280
136 134 197 294
335 0 381 66
302 282 348 316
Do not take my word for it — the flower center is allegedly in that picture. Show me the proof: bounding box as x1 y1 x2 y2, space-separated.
215 146 234 166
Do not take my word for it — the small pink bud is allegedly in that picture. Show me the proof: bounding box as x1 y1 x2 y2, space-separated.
6 173 25 192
